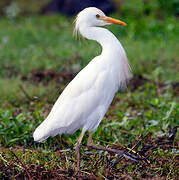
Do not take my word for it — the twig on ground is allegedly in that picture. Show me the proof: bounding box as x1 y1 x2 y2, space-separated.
19 84 33 101
0 152 9 166
9 149 32 180
0 152 23 169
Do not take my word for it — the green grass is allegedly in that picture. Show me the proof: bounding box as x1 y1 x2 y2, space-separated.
0 5 179 179
0 82 177 147
0 15 178 78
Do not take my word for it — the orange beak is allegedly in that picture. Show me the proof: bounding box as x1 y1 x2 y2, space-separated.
100 16 127 26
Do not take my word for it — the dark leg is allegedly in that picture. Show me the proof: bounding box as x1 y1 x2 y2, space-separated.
87 131 144 165
87 131 124 155
76 131 85 173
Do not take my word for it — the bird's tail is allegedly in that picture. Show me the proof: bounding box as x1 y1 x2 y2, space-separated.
33 121 50 142
33 118 81 142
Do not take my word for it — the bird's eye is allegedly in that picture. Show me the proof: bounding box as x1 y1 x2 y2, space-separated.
96 14 100 19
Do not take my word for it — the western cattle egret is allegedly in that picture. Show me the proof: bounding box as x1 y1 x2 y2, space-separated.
33 7 131 170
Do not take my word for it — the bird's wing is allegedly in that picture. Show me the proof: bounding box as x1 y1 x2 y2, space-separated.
38 57 117 136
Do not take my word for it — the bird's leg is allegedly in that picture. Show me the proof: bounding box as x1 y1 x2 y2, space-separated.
76 131 85 173
87 132 143 164
87 131 124 155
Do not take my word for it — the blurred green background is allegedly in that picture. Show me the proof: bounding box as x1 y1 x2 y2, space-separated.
0 0 178 139
0 0 178 178
0 0 178 143
0 0 178 103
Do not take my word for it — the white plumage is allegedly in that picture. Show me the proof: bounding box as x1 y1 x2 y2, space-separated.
33 7 131 143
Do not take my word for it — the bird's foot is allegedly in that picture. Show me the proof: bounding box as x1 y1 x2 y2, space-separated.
87 143 147 167
108 152 147 167
87 143 124 155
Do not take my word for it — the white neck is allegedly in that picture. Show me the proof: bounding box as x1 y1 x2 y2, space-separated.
79 26 120 54
79 25 132 89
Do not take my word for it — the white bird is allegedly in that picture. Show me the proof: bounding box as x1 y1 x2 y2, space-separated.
33 7 131 170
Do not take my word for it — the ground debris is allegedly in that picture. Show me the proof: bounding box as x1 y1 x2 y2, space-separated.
0 127 178 179
21 68 77 85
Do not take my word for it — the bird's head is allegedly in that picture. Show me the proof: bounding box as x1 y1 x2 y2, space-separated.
74 7 126 36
